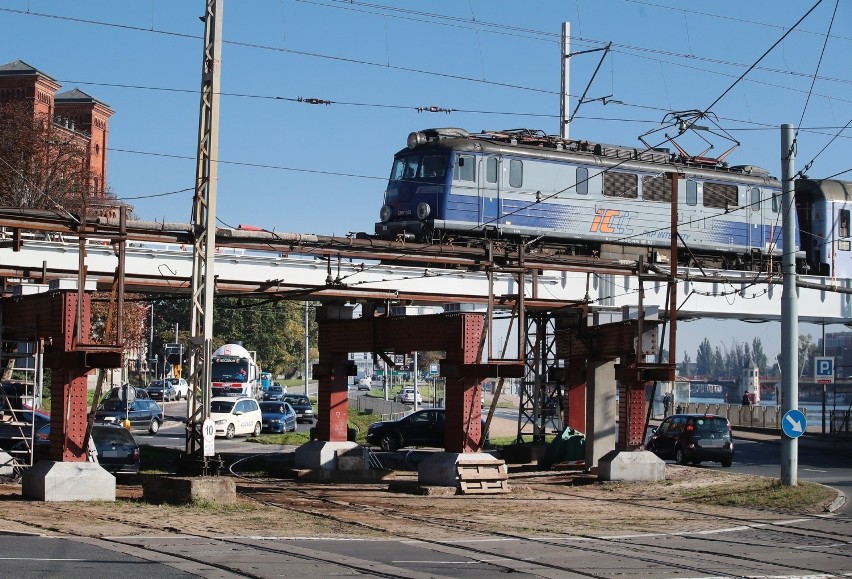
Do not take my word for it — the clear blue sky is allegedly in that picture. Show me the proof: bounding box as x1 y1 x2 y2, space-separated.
3 0 850 361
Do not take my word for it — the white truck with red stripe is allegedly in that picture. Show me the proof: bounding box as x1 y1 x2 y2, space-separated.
211 343 259 399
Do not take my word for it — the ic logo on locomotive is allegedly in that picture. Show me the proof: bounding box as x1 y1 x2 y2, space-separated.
590 208 632 234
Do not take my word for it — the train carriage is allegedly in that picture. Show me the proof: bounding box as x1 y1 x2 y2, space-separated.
796 179 851 279
376 128 793 272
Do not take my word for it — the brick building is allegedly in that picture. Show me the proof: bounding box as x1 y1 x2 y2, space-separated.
0 60 119 217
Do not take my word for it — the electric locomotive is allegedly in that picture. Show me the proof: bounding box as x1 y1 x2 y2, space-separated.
375 128 848 277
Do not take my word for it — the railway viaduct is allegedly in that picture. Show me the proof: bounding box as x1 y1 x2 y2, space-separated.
0 211 849 498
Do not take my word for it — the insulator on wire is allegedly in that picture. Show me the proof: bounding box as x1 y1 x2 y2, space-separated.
298 97 332 106
416 106 454 114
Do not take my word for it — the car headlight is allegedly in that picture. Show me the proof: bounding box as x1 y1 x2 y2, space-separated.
214 419 226 425
270 419 280 424
416 202 431 220
379 204 392 223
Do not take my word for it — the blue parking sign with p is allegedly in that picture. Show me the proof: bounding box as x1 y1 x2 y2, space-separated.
814 356 834 384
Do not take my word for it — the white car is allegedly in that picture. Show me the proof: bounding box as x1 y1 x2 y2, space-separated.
210 396 262 439
166 377 189 400
395 388 423 405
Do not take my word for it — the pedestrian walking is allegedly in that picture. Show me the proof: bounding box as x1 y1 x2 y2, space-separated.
662 392 672 417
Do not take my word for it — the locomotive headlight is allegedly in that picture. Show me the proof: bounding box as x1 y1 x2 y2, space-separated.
379 205 392 223
416 202 431 220
407 131 426 149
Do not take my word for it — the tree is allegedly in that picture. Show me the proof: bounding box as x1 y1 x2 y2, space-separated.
798 334 817 377
679 351 692 377
150 296 316 380
751 337 768 375
0 100 93 211
696 338 714 377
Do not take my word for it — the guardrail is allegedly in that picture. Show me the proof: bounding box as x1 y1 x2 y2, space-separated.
674 402 794 429
348 393 411 421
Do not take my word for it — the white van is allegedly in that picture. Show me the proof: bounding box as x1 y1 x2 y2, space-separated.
210 396 262 438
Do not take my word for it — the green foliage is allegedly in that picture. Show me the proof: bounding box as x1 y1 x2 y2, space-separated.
150 296 317 379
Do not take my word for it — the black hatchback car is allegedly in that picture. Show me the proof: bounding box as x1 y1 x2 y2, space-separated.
283 394 314 423
645 413 734 467
366 408 489 451
16 423 141 475
95 398 162 434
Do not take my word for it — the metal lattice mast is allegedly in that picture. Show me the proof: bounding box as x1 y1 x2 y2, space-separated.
186 0 223 456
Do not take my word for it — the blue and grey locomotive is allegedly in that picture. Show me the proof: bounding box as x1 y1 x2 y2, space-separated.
375 128 848 277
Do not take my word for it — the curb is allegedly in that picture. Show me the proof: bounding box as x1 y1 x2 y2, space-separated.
825 490 847 513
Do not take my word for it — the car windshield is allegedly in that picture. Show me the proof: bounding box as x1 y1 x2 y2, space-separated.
267 386 283 394
148 381 164 388
286 396 308 404
260 402 286 413
210 400 235 413
100 400 128 411
94 427 134 445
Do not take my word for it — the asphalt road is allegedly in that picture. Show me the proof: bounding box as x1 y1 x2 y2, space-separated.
5 513 851 578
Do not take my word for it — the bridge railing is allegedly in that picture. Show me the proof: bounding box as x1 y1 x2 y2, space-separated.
676 402 795 429
347 393 410 421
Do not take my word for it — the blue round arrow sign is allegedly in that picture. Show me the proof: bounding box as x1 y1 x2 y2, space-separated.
782 409 807 438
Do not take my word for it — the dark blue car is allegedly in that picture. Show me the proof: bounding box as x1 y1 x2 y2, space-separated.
259 401 297 434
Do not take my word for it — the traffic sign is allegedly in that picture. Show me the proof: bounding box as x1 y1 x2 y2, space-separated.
202 417 216 457
814 356 835 384
781 409 807 438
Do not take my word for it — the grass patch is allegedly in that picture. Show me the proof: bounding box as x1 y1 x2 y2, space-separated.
678 477 837 511
248 431 311 445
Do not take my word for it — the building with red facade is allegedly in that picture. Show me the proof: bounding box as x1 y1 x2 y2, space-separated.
0 60 118 217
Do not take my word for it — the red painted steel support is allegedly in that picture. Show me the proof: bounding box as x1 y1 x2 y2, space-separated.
2 291 93 462
617 372 649 450
315 312 505 453
315 351 351 442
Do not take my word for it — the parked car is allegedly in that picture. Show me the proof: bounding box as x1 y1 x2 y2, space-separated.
262 384 286 401
645 413 734 467
283 394 315 423
95 398 162 434
0 407 51 450
165 377 189 400
356 377 372 391
210 396 262 439
16 423 141 475
101 385 150 403
259 401 297 433
366 408 489 451
395 387 423 405
144 380 176 401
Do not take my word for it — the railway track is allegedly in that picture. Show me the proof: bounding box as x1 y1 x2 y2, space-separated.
0 466 849 578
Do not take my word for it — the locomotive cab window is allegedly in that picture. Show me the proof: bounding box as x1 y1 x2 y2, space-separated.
420 155 447 178
486 157 498 184
841 209 850 239
750 187 760 212
576 167 589 195
771 193 780 213
509 159 523 188
686 180 698 206
454 155 475 182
